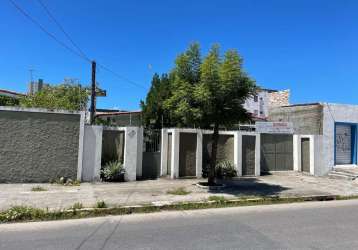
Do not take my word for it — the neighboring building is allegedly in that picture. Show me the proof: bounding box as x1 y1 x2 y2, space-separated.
0 89 26 106
0 89 25 99
269 102 358 176
244 89 290 120
28 79 50 95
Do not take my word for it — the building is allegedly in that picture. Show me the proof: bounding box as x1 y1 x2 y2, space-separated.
0 89 25 99
28 79 50 95
0 89 25 106
244 88 290 120
269 102 358 176
95 110 142 126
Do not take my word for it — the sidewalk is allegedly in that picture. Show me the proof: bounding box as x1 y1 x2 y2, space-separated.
1 172 358 211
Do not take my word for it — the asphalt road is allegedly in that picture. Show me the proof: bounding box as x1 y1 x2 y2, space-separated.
1 200 358 250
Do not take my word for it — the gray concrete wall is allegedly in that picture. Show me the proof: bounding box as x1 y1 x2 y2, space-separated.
82 125 103 182
321 103 358 175
269 104 323 135
0 108 83 183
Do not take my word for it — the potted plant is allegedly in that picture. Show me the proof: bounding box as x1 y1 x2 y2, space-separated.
101 160 125 182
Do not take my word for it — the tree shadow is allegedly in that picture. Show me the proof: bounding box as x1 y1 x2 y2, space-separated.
208 178 290 197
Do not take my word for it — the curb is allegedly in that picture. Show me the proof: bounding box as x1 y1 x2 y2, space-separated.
1 194 358 224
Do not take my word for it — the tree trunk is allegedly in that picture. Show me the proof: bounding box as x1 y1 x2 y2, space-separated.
208 123 219 185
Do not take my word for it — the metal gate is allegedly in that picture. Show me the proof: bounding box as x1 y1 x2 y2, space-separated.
261 134 293 173
301 138 310 172
335 124 352 165
242 135 256 176
179 133 197 177
142 129 161 179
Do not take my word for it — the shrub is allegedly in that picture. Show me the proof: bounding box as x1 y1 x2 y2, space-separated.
167 187 191 195
31 186 47 192
101 161 125 182
50 177 80 186
0 206 45 222
95 200 107 208
215 161 237 178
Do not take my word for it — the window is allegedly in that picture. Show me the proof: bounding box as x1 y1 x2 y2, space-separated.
254 110 258 115
254 95 258 102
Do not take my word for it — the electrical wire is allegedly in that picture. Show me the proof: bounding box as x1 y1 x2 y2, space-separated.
9 0 147 90
36 0 90 62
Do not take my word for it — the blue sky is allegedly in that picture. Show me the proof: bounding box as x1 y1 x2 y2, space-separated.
1 0 357 110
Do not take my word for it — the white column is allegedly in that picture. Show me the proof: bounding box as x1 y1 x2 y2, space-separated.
196 130 203 178
160 129 168 176
310 135 315 175
136 127 143 178
293 134 300 171
254 133 261 176
235 132 242 176
123 127 141 181
77 111 85 181
171 129 180 179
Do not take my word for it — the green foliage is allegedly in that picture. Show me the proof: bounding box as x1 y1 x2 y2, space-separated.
50 177 80 186
31 186 47 192
167 187 191 195
20 84 88 111
95 200 107 208
215 161 237 178
0 95 20 106
101 160 125 182
0 206 45 222
208 196 228 203
141 73 172 128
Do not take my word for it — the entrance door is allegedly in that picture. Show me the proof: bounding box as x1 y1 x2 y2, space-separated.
242 135 256 176
335 124 352 165
301 138 310 172
179 133 197 177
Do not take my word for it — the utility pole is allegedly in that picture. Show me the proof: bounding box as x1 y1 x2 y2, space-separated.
90 60 96 125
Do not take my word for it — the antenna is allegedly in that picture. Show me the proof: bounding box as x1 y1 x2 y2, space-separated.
29 68 35 83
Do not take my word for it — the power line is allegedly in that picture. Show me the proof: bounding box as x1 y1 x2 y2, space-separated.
36 0 90 61
97 62 147 89
8 0 91 63
9 0 147 90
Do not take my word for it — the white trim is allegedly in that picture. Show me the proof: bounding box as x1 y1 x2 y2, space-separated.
196 130 203 178
77 112 85 181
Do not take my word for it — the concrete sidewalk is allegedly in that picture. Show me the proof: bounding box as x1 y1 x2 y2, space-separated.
1 172 358 211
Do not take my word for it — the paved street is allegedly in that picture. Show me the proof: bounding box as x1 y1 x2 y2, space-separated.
1 199 358 250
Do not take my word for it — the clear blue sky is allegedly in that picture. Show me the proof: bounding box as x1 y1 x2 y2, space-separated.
1 0 357 110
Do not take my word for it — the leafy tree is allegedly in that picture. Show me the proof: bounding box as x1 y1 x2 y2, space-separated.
195 45 256 184
164 43 202 127
0 95 19 106
141 73 172 128
20 84 88 111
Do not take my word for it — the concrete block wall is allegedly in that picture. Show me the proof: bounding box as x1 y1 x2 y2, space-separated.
0 107 85 183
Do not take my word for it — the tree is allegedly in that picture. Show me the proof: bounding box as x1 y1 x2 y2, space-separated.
195 45 256 184
140 73 172 128
0 95 19 106
164 42 202 127
20 83 88 111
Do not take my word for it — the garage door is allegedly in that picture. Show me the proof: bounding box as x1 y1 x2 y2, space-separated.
261 134 293 173
179 133 197 177
335 124 352 165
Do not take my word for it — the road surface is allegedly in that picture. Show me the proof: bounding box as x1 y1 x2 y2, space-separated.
1 200 358 249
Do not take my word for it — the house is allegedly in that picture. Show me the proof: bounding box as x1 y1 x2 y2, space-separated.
95 110 142 126
244 88 290 120
269 102 358 176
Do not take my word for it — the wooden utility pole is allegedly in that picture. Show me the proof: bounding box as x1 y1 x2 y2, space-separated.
90 60 96 124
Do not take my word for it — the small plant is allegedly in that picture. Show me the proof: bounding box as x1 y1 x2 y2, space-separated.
208 196 228 203
71 202 83 210
215 161 237 178
95 200 107 208
167 187 191 195
101 160 125 182
0 206 45 222
31 186 47 192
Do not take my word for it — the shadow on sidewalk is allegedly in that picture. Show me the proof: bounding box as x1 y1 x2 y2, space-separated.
209 178 290 197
